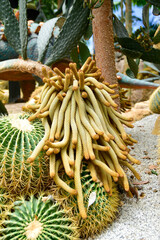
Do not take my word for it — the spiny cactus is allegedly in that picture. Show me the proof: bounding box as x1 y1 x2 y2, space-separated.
54 163 120 239
0 189 15 227
0 195 79 240
0 113 50 192
149 86 160 113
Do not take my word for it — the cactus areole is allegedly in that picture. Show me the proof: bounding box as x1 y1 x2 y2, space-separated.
0 195 79 240
25 219 43 240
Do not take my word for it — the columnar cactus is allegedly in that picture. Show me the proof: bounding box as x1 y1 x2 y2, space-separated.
0 113 50 192
0 195 79 240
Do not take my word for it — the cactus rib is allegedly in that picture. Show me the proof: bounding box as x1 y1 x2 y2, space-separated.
0 195 79 240
0 113 49 192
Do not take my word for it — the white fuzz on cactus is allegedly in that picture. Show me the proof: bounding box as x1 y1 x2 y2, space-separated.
0 195 79 240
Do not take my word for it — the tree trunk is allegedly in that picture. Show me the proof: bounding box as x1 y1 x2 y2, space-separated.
125 0 132 36
58 0 63 8
121 0 124 23
92 0 119 105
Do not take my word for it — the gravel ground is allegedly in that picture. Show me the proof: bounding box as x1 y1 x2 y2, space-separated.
89 114 160 240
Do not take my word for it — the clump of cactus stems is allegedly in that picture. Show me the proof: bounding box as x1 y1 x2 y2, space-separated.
53 163 120 239
0 113 50 192
26 57 141 219
0 194 79 240
118 88 132 112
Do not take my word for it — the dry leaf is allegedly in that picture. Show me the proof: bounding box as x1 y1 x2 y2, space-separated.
149 165 158 170
140 192 145 198
133 180 149 185
142 156 151 159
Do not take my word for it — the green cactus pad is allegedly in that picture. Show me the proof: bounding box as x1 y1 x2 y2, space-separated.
0 195 79 240
0 113 50 192
55 163 120 238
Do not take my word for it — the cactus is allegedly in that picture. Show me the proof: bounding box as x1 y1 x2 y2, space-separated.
0 113 50 192
54 163 120 239
0 100 8 115
149 86 160 113
149 86 160 164
25 57 141 219
0 195 79 240
0 189 16 228
118 88 132 112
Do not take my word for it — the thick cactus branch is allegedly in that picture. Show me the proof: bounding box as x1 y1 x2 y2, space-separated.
0 59 53 80
117 72 160 89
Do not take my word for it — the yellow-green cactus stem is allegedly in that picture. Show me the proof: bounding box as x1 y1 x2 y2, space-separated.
0 113 49 192
149 86 160 113
0 195 79 240
56 163 120 239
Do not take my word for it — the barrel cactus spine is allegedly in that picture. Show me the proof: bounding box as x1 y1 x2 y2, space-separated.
0 194 79 240
0 189 16 228
53 163 120 239
0 113 50 192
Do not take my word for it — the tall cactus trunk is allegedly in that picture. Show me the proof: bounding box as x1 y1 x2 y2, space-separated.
92 0 119 106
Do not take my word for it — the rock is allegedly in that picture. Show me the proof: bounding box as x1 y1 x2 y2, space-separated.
122 100 152 122
5 103 24 114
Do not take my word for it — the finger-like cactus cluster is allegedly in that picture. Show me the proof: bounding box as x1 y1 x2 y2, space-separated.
53 163 120 239
0 195 79 240
0 114 50 192
118 88 132 112
26 57 141 219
